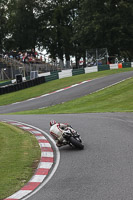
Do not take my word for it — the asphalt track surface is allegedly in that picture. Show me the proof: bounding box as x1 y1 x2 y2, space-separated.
1 113 133 200
1 71 133 200
0 71 133 114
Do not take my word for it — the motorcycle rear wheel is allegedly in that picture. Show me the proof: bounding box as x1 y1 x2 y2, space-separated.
69 137 84 150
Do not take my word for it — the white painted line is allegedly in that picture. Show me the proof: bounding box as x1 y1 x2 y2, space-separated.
55 88 66 92
41 94 50 97
31 130 43 134
12 102 21 105
89 77 132 95
21 126 32 129
10 79 91 105
22 129 60 200
70 83 79 87
9 122 22 126
2 120 60 200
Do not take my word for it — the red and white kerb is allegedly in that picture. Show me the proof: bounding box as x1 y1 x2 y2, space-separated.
3 121 54 200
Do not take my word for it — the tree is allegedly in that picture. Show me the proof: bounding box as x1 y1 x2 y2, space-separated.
2 0 133 62
116 0 133 60
72 0 133 60
5 0 39 51
0 0 8 52
38 0 80 67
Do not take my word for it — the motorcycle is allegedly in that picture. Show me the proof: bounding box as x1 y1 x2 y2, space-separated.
62 127 84 150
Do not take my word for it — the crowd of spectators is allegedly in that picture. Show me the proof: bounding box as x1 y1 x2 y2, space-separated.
3 49 44 64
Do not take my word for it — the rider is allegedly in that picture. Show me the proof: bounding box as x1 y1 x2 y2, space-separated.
49 119 71 147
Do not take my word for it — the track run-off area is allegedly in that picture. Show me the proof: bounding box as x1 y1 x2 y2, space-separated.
0 71 133 200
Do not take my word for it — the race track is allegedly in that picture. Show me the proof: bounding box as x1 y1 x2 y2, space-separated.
0 113 133 200
0 71 133 114
1 71 133 200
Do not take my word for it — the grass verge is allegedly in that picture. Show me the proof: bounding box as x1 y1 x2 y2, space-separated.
13 77 133 114
0 122 41 199
1 68 133 106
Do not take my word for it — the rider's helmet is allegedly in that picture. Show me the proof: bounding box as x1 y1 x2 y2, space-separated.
50 120 56 126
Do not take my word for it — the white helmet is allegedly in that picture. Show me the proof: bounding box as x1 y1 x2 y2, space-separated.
50 120 56 126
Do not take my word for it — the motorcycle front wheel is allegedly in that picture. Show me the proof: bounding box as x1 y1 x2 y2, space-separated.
69 137 84 150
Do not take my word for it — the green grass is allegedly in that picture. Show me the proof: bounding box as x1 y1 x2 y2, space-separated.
0 68 133 199
0 122 41 200
13 77 133 114
1 68 133 106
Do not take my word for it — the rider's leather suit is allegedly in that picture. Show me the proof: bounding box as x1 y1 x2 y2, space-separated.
50 123 69 146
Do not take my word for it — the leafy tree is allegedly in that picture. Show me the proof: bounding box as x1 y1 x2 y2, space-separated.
1 0 133 62
38 0 79 67
73 0 133 60
5 0 39 51
116 0 133 60
0 0 8 52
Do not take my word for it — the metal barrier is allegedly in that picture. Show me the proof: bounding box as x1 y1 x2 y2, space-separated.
98 64 110 71
72 68 85 76
45 73 59 82
0 76 45 95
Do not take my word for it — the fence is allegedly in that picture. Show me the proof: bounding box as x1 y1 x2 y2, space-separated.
1 62 133 95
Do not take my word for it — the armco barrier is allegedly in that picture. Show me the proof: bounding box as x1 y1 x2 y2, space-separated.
98 65 110 71
0 76 45 95
38 72 50 77
122 62 131 68
45 73 59 82
72 68 85 76
50 70 61 75
1 62 133 95
50 71 58 75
